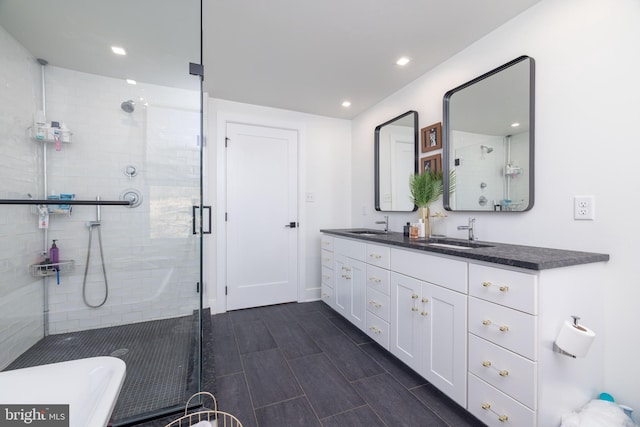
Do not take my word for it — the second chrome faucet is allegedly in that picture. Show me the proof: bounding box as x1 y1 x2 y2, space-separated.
457 217 476 241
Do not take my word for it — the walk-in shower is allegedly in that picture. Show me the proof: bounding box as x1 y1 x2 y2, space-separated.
0 1 205 425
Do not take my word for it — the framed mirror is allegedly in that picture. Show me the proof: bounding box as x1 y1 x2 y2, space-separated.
443 56 535 212
375 111 419 212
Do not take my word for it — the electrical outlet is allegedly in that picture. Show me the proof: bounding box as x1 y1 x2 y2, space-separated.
574 196 595 220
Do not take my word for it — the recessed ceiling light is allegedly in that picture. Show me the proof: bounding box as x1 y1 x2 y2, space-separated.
342 101 351 108
511 122 520 127
396 57 410 66
111 46 126 56
126 79 137 85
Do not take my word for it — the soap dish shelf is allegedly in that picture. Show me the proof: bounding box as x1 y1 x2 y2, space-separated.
30 260 75 277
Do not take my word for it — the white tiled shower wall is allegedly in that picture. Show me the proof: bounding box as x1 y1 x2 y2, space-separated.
0 25 46 369
1 25 202 368
43 67 201 335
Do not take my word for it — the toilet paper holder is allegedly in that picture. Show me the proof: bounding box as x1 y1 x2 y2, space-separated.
554 315 595 359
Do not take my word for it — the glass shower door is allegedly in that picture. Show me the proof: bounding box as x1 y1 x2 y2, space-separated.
0 1 205 424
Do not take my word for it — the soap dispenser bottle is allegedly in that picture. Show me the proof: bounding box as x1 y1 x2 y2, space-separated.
49 240 59 268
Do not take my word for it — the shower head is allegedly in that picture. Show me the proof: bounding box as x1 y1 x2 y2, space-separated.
481 145 494 154
120 100 135 113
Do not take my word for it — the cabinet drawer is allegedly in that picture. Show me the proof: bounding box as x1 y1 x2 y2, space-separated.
320 235 334 251
468 374 535 427
366 287 390 322
335 238 366 261
469 334 537 409
321 283 334 307
391 248 468 293
366 264 390 295
366 312 389 350
469 297 537 360
366 244 390 269
321 265 334 288
321 249 334 269
469 264 537 314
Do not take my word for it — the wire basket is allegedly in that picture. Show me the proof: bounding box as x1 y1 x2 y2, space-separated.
164 392 243 427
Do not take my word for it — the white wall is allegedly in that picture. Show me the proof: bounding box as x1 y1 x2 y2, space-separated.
207 99 351 312
352 0 640 417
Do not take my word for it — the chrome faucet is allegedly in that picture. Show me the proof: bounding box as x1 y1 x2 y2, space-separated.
376 215 389 233
457 217 476 241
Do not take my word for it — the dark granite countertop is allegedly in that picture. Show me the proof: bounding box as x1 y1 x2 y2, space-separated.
320 229 609 271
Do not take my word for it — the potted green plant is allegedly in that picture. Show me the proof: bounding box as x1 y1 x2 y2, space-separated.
409 170 444 237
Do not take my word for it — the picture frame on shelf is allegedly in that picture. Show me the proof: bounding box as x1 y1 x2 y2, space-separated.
421 122 442 153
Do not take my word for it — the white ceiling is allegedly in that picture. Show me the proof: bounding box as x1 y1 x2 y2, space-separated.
0 0 542 119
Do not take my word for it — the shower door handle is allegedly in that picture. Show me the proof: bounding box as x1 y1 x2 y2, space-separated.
192 205 212 235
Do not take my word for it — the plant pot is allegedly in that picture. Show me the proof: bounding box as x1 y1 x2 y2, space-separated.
419 206 430 237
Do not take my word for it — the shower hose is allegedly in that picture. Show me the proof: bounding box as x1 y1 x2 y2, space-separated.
82 223 109 308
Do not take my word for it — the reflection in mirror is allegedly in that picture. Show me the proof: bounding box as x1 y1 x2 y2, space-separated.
443 56 535 212
375 111 418 212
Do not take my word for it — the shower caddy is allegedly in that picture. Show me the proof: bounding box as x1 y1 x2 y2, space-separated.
164 392 243 427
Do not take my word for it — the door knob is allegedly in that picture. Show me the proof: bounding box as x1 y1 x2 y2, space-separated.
285 222 298 228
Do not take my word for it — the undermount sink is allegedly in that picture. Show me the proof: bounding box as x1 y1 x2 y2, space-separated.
419 238 493 250
346 229 388 236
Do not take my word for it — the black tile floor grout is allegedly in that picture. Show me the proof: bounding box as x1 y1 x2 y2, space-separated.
211 301 485 427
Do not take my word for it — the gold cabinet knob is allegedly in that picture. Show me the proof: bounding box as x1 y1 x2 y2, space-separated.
499 286 510 292
421 311 428 316
482 360 492 368
421 298 429 303
411 307 419 312
481 403 491 410
482 281 492 287
499 370 509 377
499 325 509 332
498 415 509 422
411 294 419 299
482 319 492 326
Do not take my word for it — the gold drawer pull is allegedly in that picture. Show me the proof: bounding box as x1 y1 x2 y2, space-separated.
368 326 382 334
481 403 491 410
482 319 492 326
499 286 510 292
368 300 382 308
369 253 382 259
498 415 509 422
499 370 509 377
344 267 351 272
411 307 419 312
421 297 429 303
421 311 428 316
482 281 492 287
482 360 492 368
369 276 381 283
411 294 419 299
499 325 510 332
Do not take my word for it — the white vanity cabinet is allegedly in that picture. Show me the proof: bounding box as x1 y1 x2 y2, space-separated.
466 262 605 427
320 231 606 427
390 249 468 407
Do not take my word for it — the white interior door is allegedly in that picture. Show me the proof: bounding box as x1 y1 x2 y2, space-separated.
225 123 298 310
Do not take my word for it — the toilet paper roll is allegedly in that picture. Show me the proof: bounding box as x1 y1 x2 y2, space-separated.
555 320 596 358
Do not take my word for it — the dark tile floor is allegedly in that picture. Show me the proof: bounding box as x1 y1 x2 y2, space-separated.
209 301 485 427
5 315 200 424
